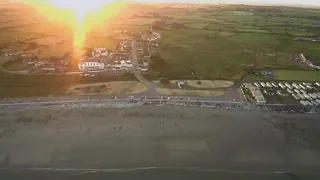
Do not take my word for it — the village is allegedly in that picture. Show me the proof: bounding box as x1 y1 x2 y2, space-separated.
1 25 161 76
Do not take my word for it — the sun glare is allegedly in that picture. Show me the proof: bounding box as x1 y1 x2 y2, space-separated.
23 0 126 49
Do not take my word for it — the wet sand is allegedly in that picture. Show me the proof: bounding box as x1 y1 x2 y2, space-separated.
0 106 320 174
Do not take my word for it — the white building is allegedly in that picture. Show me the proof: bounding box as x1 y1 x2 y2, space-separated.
292 83 300 89
299 84 306 89
271 82 278 88
308 93 317 99
297 94 305 100
260 82 266 87
78 58 105 71
266 82 272 87
253 82 260 88
278 83 286 89
285 83 293 89
299 53 307 62
92 48 108 57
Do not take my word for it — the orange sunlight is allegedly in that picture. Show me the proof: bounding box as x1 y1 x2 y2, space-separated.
22 0 127 49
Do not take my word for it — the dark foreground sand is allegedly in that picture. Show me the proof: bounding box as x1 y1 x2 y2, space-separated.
0 106 320 174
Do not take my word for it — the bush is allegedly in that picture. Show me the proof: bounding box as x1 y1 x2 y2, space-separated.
100 84 106 88
197 81 202 85
75 87 81 90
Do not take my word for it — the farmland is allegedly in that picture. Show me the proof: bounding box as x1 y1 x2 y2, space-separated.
150 6 320 81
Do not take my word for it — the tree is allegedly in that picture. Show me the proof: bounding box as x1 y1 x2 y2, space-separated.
197 81 202 85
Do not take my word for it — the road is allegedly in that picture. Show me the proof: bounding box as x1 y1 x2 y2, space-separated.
131 40 159 96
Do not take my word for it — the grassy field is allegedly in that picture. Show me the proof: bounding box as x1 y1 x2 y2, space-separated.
274 70 320 81
67 81 148 95
84 38 119 49
246 70 320 82
155 88 225 97
151 6 320 81
186 80 234 88
38 43 72 59
0 69 136 98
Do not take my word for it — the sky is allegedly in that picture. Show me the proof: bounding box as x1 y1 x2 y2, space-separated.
134 0 320 6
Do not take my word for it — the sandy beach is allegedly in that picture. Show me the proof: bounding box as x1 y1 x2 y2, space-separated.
0 106 320 174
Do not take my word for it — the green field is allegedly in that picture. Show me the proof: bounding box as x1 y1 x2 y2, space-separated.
246 70 320 82
274 70 320 81
150 6 320 80
0 70 136 98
